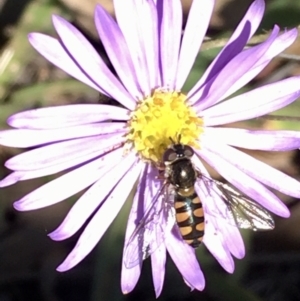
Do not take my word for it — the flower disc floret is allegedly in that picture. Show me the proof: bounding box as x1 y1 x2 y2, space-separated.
127 90 203 162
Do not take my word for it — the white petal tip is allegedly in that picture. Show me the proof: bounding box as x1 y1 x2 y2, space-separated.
281 210 291 218
195 284 205 291
56 260 73 272
48 231 64 241
154 288 163 298
13 202 23 211
0 180 15 188
235 252 245 260
51 14 61 23
28 33 35 41
56 265 67 273
13 200 35 212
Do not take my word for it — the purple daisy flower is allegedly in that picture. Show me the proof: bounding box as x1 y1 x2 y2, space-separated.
1 0 300 297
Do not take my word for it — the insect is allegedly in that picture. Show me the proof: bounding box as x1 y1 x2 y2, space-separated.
163 142 205 248
124 140 275 269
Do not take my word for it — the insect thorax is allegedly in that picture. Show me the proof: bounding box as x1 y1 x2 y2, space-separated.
167 158 197 190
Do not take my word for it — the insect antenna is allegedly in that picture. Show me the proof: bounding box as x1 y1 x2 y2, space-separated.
169 133 182 144
169 137 176 144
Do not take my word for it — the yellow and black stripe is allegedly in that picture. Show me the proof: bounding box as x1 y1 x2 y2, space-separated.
174 188 204 248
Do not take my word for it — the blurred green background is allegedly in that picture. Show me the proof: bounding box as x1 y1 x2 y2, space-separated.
1 0 300 300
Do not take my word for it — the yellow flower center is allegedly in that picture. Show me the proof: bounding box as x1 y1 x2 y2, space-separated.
126 90 203 163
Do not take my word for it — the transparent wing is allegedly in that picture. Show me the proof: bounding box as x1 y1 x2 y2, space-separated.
123 183 175 269
200 175 274 231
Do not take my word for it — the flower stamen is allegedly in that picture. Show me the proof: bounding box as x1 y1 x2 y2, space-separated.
127 89 203 162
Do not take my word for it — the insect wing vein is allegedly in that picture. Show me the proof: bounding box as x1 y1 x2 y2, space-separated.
124 183 174 268
216 183 275 230
198 174 274 231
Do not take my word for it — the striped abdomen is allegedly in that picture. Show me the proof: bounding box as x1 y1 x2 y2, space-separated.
174 187 204 248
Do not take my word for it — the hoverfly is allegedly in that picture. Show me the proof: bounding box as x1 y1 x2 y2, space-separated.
162 142 205 248
124 139 275 269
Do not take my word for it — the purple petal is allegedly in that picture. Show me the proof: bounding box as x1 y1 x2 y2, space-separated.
214 26 296 103
191 25 280 108
204 127 300 151
122 165 150 266
175 0 214 89
194 177 235 272
4 133 124 171
0 145 124 188
192 27 298 111
140 171 171 295
56 160 142 271
203 140 300 199
123 164 165 273
145 164 164 209
94 5 142 99
192 157 246 260
188 0 265 100
165 227 205 291
131 0 160 89
159 0 182 89
0 123 126 147
52 15 136 110
13 151 126 211
203 218 235 273
197 148 290 217
121 164 148 294
114 0 152 94
151 244 166 298
121 164 163 294
222 222 245 259
202 76 300 125
49 152 139 241
204 191 245 260
121 263 141 295
28 33 101 92
8 104 129 129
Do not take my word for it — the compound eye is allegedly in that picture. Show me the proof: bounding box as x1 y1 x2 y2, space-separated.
183 145 194 158
163 148 177 162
